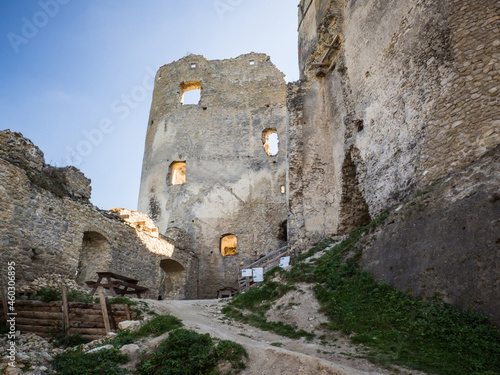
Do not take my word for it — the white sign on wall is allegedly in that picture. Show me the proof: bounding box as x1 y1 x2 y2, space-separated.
252 267 264 282
279 256 290 268
241 269 252 277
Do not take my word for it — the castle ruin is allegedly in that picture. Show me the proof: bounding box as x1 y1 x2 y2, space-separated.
137 53 288 299
1 0 499 324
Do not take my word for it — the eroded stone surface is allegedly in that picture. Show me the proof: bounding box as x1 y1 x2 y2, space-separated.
0 130 197 298
138 53 288 298
289 0 500 250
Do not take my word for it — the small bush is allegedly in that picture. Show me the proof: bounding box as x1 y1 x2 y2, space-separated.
106 296 138 305
110 314 183 348
31 287 61 302
48 326 90 348
67 290 97 303
136 314 183 337
52 347 128 375
137 328 247 375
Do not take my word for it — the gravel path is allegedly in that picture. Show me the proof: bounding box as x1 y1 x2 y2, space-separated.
144 299 427 375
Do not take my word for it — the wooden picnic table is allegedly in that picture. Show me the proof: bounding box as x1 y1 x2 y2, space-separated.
85 272 149 298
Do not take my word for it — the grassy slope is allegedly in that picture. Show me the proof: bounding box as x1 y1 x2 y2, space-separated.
224 212 500 375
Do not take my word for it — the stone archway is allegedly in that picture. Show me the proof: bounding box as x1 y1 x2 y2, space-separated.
159 259 186 300
76 231 112 284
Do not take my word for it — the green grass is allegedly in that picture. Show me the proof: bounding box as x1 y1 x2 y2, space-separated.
110 314 183 347
30 287 61 302
222 279 315 341
137 328 247 375
224 211 500 375
52 347 128 375
67 290 98 303
223 305 314 340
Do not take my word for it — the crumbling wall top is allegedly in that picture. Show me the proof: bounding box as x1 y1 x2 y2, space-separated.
0 129 91 201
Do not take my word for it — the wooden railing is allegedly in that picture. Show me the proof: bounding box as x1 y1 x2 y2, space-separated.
237 245 289 293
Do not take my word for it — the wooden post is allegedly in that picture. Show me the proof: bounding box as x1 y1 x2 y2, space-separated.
61 285 70 334
245 276 250 292
0 287 9 324
98 287 111 334
124 304 131 321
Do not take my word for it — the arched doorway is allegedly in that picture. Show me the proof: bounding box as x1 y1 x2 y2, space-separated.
159 259 186 300
76 231 112 284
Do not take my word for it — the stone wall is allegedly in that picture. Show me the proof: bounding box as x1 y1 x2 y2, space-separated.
0 130 197 299
138 53 288 298
360 144 500 325
289 0 500 324
288 0 500 252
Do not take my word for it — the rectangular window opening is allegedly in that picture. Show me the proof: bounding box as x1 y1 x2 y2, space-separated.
180 81 202 105
221 234 237 256
262 128 279 156
170 161 186 185
249 60 255 66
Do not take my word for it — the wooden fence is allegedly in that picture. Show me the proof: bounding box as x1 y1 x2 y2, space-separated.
1 288 136 341
237 245 289 293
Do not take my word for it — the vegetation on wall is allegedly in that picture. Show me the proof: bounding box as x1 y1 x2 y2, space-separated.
224 212 500 375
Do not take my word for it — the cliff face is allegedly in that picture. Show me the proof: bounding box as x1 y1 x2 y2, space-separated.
289 0 499 323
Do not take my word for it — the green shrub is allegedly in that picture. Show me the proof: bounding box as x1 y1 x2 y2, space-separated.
110 314 183 348
52 347 128 375
106 296 138 305
31 287 61 302
48 326 90 348
137 329 247 375
67 290 97 303
136 314 183 337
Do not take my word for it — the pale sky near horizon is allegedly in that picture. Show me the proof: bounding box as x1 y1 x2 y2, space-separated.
0 1 299 210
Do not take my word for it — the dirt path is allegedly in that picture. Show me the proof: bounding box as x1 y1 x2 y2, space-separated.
144 299 427 375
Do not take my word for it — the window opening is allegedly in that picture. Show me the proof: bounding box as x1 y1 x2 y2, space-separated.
262 128 279 156
190 63 197 69
170 161 186 185
280 185 286 194
180 81 201 105
249 60 255 66
221 234 237 256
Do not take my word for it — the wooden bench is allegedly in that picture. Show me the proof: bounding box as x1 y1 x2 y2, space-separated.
86 272 149 298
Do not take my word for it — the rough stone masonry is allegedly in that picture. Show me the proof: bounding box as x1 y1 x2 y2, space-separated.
138 53 288 299
0 0 498 325
288 0 499 323
0 130 197 299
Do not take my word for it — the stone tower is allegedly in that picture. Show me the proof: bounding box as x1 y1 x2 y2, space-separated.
138 53 288 299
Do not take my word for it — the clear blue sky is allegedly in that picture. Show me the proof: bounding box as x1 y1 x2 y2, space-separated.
0 1 299 210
